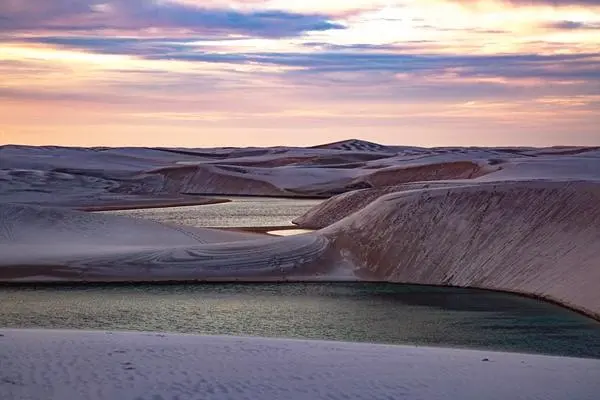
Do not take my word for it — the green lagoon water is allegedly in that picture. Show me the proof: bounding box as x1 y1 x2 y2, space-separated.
103 197 322 228
2 283 600 358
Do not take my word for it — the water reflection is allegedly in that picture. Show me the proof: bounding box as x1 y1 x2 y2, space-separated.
268 229 315 236
103 197 322 228
2 283 600 358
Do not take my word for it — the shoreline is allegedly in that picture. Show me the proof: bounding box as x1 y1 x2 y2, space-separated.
182 192 329 200
1 327 598 360
214 225 311 235
77 197 230 212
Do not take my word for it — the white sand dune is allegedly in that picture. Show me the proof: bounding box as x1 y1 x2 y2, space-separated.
319 181 600 319
476 156 600 182
0 204 330 282
1 329 599 400
150 164 290 196
288 148 600 318
0 145 213 172
0 145 227 207
2 143 513 205
311 138 396 153
0 168 118 206
1 144 385 203
295 153 600 228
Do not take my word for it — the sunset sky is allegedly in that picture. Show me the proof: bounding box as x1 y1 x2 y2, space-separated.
1 0 599 147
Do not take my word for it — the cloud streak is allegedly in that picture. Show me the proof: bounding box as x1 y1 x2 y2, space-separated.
543 20 600 29
18 35 600 78
0 0 344 38
32 36 598 83
452 0 600 6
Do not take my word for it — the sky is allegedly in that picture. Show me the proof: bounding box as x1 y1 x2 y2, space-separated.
1 0 599 148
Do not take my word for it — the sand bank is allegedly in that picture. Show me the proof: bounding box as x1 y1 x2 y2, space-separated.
76 196 229 212
1 329 599 400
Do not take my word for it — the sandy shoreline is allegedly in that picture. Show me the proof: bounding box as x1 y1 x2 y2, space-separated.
76 197 230 211
0 268 342 283
214 225 309 234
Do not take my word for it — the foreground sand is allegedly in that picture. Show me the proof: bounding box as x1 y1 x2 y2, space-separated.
2 329 599 400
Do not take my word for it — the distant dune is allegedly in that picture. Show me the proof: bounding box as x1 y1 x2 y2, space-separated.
311 138 396 153
294 152 600 228
150 164 288 197
360 160 490 187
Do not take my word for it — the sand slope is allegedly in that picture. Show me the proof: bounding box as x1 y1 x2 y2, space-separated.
2 330 599 400
295 153 600 228
151 164 289 196
290 148 600 318
322 181 600 318
0 204 329 282
0 143 515 205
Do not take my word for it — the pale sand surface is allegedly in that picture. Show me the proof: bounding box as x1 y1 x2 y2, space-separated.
1 329 599 400
0 204 334 282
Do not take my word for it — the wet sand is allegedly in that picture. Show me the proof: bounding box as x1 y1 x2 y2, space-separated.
76 197 230 212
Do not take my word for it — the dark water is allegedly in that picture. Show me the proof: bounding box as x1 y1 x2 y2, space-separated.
103 197 323 228
2 283 600 358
